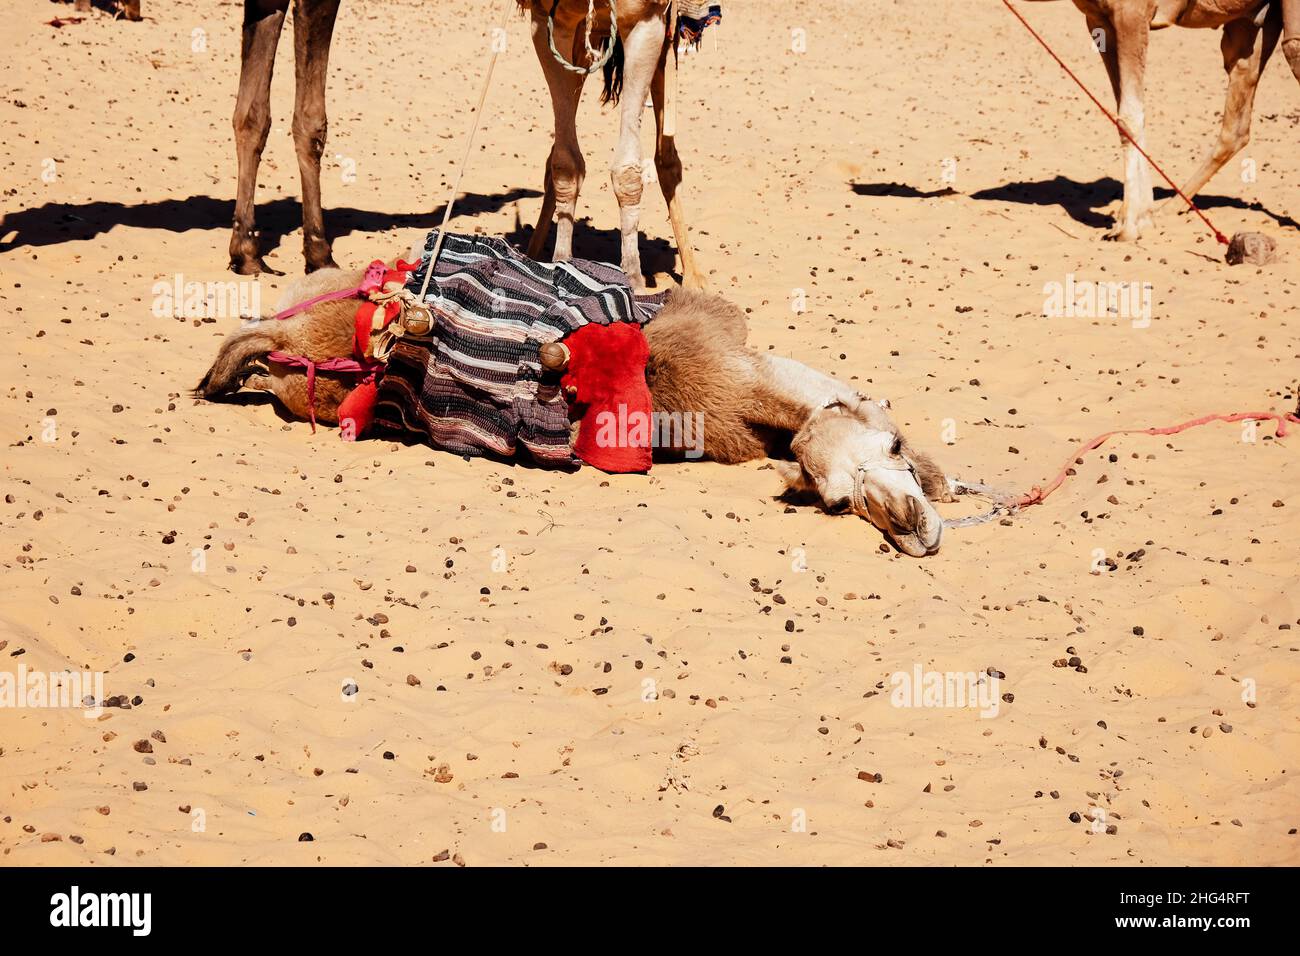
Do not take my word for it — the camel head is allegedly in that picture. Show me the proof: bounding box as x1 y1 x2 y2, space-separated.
776 396 948 557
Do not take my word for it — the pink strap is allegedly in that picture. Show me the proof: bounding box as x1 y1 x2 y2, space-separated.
262 262 392 430
266 351 384 433
270 261 389 321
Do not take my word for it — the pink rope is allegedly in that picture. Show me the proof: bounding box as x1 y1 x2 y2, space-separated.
269 285 365 322
1015 411 1299 509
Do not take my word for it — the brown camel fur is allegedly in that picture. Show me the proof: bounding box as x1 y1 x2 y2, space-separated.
196 271 950 555
522 0 705 290
1025 0 1300 240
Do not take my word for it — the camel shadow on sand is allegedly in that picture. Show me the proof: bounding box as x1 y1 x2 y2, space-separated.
851 176 1298 233
0 188 542 264
0 188 690 286
504 220 686 290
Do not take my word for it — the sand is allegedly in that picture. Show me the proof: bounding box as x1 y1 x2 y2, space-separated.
2 0 1297 866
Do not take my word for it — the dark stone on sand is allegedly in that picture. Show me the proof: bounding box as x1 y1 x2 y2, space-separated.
1225 231 1277 266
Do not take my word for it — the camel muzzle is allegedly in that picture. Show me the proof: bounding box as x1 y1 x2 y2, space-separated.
853 462 944 556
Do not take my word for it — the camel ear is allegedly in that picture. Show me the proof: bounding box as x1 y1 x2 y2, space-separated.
774 459 815 494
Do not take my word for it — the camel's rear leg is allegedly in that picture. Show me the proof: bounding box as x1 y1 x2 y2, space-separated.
230 0 289 275
291 0 342 273
1168 14 1279 210
651 38 705 289
1284 0 1300 82
528 9 588 262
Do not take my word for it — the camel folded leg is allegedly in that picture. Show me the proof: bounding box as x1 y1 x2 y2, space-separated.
527 8 588 262
230 0 290 275
1168 13 1279 209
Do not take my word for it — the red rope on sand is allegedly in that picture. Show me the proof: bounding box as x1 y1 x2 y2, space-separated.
1000 0 1230 245
1014 411 1299 509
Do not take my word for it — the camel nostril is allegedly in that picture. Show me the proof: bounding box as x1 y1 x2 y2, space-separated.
907 498 926 527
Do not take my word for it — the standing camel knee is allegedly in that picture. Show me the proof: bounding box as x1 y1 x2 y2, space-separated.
1283 0 1300 81
610 160 645 278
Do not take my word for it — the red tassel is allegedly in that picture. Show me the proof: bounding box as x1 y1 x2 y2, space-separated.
337 377 379 441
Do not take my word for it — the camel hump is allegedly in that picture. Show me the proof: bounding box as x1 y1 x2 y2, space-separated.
650 287 749 348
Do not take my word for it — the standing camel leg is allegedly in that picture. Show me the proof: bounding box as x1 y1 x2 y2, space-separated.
122 0 142 19
1284 0 1300 82
527 10 588 262
290 0 342 273
230 0 289 275
1098 4 1154 241
608 13 667 291
1171 12 1279 207
650 39 705 289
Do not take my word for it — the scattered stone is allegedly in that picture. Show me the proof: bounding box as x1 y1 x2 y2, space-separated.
1225 231 1277 266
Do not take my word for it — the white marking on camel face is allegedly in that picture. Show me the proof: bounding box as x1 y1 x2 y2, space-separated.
787 403 943 556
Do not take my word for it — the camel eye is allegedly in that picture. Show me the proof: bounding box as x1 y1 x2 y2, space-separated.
890 437 903 456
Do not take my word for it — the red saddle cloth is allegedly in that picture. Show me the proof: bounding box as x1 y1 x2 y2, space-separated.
561 322 654 474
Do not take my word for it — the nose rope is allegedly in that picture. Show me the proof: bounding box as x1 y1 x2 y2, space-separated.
851 465 871 518
943 478 1017 529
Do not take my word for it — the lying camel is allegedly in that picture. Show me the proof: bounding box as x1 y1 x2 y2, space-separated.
1025 0 1300 240
522 0 706 290
195 268 950 556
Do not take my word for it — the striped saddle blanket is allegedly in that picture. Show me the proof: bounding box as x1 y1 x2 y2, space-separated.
372 231 664 468
675 1 721 44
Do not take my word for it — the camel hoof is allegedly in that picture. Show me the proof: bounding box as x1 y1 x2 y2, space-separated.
1103 220 1148 242
230 256 282 277
682 271 708 291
